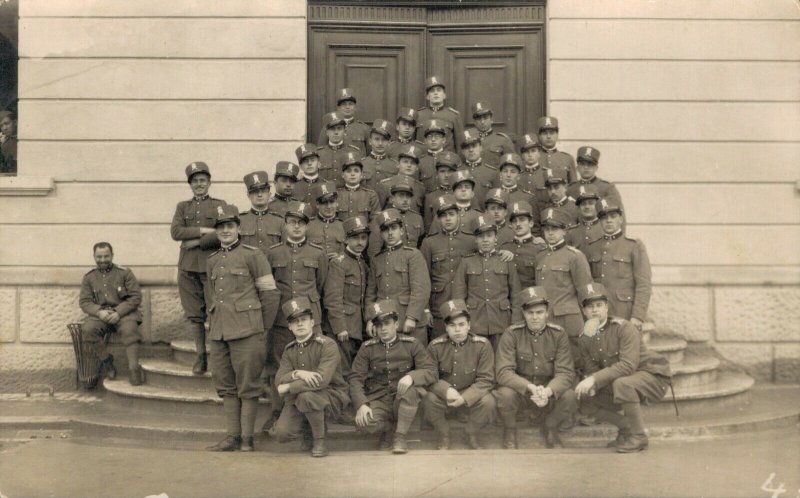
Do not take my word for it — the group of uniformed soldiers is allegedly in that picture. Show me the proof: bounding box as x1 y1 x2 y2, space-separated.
78 77 671 458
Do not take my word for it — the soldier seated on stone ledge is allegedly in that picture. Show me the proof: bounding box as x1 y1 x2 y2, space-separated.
78 242 143 387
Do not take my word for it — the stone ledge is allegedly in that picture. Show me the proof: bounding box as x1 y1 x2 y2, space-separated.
0 266 178 286
0 175 55 196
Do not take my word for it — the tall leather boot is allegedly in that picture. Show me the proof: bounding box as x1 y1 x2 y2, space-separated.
306 411 328 457
617 402 648 453
126 343 142 386
192 323 207 375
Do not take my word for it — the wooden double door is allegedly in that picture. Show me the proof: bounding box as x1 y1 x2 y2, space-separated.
308 2 546 143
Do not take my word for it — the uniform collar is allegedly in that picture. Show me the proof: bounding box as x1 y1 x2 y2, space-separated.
193 194 209 202
450 336 469 347
317 214 337 224
501 185 518 193
542 146 558 154
514 234 533 244
220 239 241 252
380 335 399 347
465 158 482 168
548 239 566 251
385 241 403 252
274 193 290 201
345 246 364 260
604 230 623 241
303 174 319 183
345 184 361 192
250 207 269 216
297 333 315 347
96 264 115 273
527 324 547 336
582 217 599 227
525 163 540 172
398 136 413 144
598 319 608 333
479 249 497 258
496 219 507 229
430 103 443 112
478 128 493 138
370 151 386 160
343 117 354 125
436 184 451 192
579 176 596 184
443 226 460 237
456 202 472 211
553 196 569 207
286 238 307 249
328 141 343 150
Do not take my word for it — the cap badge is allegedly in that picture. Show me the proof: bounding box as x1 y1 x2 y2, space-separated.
291 301 299 311
587 284 595 294
586 147 593 156
355 218 362 227
217 206 225 216
546 209 553 220
478 215 486 225
252 174 260 184
545 118 552 126
529 288 537 297
476 103 482 110
190 163 198 171
298 202 306 212
448 301 456 311
373 303 381 314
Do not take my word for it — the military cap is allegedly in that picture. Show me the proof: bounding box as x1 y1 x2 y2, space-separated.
575 185 601 205
285 201 313 222
425 75 446 92
389 176 415 195
577 146 601 164
518 286 549 308
540 207 571 229
311 181 338 202
376 208 403 228
342 151 363 170
498 153 523 171
440 299 470 323
451 169 476 189
371 119 394 139
519 133 540 151
460 128 481 147
366 299 399 323
397 143 421 162
343 215 370 237
597 199 624 218
537 116 559 132
544 169 568 186
473 214 497 235
243 170 270 192
185 161 211 182
509 200 534 220
213 204 240 227
423 119 447 137
484 187 509 207
336 87 357 105
435 150 461 170
322 111 346 129
397 107 418 125
579 282 609 306
295 143 319 162
274 161 300 181
283 296 313 322
435 193 459 216
471 101 492 118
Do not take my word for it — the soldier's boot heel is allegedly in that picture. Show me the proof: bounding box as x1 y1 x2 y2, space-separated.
192 353 207 375
502 428 518 449
378 430 393 451
128 365 143 386
436 431 450 450
606 428 631 449
311 438 328 458
392 433 408 454
240 436 255 452
103 354 117 380
465 432 481 450
206 435 241 452
544 427 564 449
616 434 648 453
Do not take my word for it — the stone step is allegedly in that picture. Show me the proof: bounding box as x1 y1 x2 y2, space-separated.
670 355 720 390
647 336 687 364
140 359 212 392
171 340 208 366
647 371 754 417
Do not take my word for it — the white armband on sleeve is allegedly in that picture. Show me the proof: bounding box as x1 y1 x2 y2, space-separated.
255 274 277 291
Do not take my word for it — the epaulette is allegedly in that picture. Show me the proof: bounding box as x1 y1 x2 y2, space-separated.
416 106 427 111
284 340 298 350
566 246 582 254
314 335 326 344
84 268 97 276
346 144 361 151
402 245 418 251
507 321 526 332
362 187 376 193
116 265 128 271
567 196 576 202
611 317 627 325
547 322 565 331
586 236 604 245
239 210 250 216
267 242 283 249
334 253 345 262
316 146 326 151
209 248 222 256
471 335 489 343
241 244 258 251
308 241 325 251
363 338 380 346
447 107 460 114
399 335 415 342
485 163 499 170
624 235 639 243
429 336 447 346
497 132 510 139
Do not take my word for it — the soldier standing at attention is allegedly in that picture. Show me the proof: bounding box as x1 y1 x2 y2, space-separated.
584 200 652 328
535 207 593 368
306 181 346 258
317 88 370 156
268 161 300 219
452 215 522 350
518 133 550 208
418 119 449 193
458 128 498 205
483 188 515 246
501 201 546 289
273 297 350 458
567 146 624 210
317 112 362 184
416 76 463 152
324 216 371 364
422 150 460 232
537 116 577 184
376 143 426 214
387 107 423 160
424 299 496 450
261 201 328 434
471 101 516 165
350 299 437 454
575 283 671 453
336 151 380 223
428 169 482 235
239 171 284 255
494 286 577 449
205 205 280 452
366 209 432 345
369 177 425 258
361 119 398 189
293 143 325 208
170 162 227 375
566 185 603 251
544 170 580 226
79 242 143 387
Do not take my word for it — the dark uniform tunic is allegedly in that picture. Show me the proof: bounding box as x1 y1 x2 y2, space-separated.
267 194 292 220
361 153 399 190
423 186 452 232
349 335 437 433
500 235 547 289
376 175 426 215
519 165 550 208
544 196 581 227
367 209 424 259
425 334 496 432
584 231 652 322
428 204 481 235
317 118 370 157
306 215 345 258
206 241 280 399
316 143 362 184
386 138 425 161
336 185 381 223
495 222 516 247
494 322 577 429
416 105 464 152
479 129 516 166
170 195 227 322
566 218 603 251
459 159 498 206
540 148 577 184
239 208 284 255
567 176 624 212
293 176 324 210
324 248 369 359
418 149 445 193
79 264 142 346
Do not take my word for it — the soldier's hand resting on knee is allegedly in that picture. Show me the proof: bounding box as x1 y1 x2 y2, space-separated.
575 376 596 398
295 370 323 388
446 388 465 407
337 331 349 342
397 374 413 395
402 318 417 334
355 405 374 427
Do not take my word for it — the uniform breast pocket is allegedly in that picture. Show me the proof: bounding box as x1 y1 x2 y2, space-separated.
494 265 509 276
613 255 633 278
517 352 534 376
303 259 319 279
551 265 571 286
430 253 447 272
230 268 251 291
602 349 620 367
392 262 409 285
587 255 602 277
271 261 289 281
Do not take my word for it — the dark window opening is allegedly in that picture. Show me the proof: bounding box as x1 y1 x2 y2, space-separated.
0 0 18 175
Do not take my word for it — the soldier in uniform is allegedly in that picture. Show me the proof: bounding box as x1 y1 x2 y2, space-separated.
317 112 362 184
387 107 423 160
575 283 671 453
567 146 624 210
535 207 593 368
205 205 280 452
494 286 577 449
537 116 577 183
361 119 399 189
418 119 449 193
452 215 522 350
324 216 370 364
170 162 227 374
316 88 370 156
239 171 284 255
273 297 350 458
79 242 143 387
262 201 328 433
501 201 546 288
336 151 380 222
483 188 515 246
497 153 539 208
269 161 300 219
420 194 477 338
429 169 482 235
365 209 432 345
518 133 550 208
368 177 424 258
350 299 437 454
471 101 516 165
293 143 325 209
544 170 580 226
458 128 499 205
416 76 463 152
584 200 652 328
306 181 345 258
375 143 426 214
422 150 460 231
424 299 496 450
0 110 17 174
566 185 603 251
